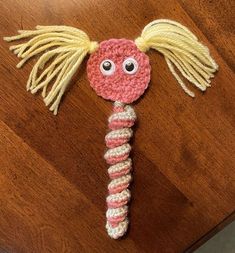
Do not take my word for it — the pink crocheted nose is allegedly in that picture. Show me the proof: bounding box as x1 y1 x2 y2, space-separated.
87 39 151 103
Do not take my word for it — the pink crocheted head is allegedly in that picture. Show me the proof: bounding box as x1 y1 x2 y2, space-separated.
87 39 151 103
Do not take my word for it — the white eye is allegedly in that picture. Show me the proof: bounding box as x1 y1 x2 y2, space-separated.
100 59 116 76
122 57 138 74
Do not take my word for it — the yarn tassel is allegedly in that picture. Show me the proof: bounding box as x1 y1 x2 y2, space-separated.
104 101 136 239
4 25 98 115
135 19 218 97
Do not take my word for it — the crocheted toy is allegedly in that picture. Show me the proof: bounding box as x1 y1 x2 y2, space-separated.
4 19 218 239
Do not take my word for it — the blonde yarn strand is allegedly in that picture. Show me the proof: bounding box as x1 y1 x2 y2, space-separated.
135 19 218 96
4 25 98 115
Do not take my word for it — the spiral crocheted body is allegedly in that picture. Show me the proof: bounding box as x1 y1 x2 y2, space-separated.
104 101 136 239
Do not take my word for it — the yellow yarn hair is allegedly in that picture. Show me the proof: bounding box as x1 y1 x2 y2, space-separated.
135 19 218 97
4 26 98 115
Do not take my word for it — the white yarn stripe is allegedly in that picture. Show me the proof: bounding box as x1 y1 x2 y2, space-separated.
108 175 132 191
107 189 131 203
106 206 128 219
108 105 136 123
104 143 131 159
105 128 133 140
114 101 124 107
108 159 132 174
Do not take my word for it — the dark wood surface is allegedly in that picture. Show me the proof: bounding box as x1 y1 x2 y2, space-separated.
0 0 234 252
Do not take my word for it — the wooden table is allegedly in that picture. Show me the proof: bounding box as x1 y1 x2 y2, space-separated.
0 0 234 252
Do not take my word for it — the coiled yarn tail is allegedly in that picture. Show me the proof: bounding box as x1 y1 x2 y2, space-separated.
104 101 136 239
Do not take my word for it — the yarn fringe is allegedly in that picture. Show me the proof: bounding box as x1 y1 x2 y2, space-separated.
135 19 218 97
4 25 98 115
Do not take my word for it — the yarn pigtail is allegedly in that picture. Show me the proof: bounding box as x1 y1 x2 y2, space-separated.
4 25 98 114
135 19 218 97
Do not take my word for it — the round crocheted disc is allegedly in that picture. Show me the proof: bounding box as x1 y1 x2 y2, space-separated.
87 39 151 103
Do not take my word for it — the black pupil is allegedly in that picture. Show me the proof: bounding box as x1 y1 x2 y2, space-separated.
125 61 134 72
103 61 112 71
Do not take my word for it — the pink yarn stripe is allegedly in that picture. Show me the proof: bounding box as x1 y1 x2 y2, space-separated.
113 106 125 113
106 137 129 148
105 102 136 239
105 153 129 165
108 183 129 194
109 167 130 179
107 215 126 224
109 120 135 130
107 200 128 208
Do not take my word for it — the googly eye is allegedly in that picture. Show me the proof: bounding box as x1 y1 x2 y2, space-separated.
122 57 138 74
100 59 116 76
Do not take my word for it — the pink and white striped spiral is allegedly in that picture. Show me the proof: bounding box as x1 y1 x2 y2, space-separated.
104 101 136 239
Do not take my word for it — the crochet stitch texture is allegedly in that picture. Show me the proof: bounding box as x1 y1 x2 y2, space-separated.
87 39 151 103
4 19 218 239
104 102 136 239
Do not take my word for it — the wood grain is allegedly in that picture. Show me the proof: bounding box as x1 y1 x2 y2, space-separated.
0 0 234 252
